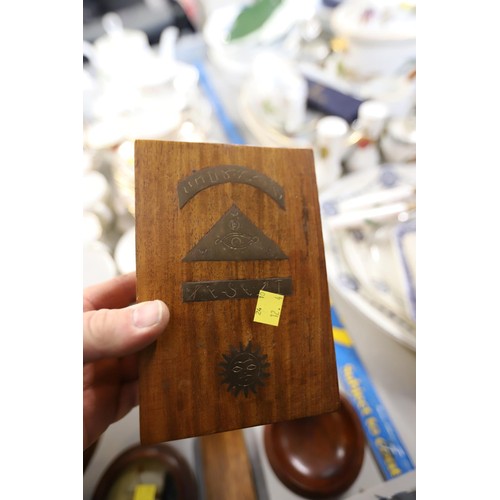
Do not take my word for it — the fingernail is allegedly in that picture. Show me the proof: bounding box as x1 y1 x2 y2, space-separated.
133 301 162 328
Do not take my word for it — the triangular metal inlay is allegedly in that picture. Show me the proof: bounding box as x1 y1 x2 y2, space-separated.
183 204 288 261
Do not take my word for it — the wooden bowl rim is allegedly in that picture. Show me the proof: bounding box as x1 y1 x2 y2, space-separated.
91 442 198 500
263 394 365 498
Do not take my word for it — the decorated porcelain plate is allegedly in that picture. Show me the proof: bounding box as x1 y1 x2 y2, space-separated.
319 164 416 350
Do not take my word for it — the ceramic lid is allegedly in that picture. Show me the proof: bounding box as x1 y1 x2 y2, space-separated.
316 115 350 138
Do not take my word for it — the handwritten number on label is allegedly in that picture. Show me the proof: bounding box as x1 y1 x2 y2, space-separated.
254 290 284 327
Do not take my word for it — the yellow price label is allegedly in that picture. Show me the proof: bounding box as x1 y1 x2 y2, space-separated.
253 290 284 327
133 484 157 500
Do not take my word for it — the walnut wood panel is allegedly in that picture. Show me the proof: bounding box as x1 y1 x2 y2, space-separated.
199 430 257 500
135 140 340 444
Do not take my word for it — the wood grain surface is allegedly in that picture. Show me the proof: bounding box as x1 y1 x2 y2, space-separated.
199 430 257 500
135 140 340 444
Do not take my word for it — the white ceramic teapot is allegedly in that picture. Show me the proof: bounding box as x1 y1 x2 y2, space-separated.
83 12 178 88
83 15 192 148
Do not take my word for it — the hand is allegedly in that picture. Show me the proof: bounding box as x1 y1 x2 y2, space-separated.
83 272 170 450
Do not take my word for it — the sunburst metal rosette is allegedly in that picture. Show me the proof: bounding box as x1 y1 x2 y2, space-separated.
219 341 270 397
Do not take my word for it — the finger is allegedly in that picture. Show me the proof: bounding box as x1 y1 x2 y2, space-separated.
84 272 137 312
83 300 170 363
83 379 139 450
114 379 140 424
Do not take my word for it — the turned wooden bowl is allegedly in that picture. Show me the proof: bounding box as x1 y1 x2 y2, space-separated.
91 443 198 500
263 395 365 498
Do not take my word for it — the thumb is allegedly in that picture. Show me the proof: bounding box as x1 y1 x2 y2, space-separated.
83 300 170 363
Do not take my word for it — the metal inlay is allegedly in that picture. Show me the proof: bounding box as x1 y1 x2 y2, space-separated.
219 341 270 397
182 277 293 302
183 204 287 261
178 165 285 209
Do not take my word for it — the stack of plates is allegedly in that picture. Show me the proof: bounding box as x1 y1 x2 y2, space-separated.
320 164 416 350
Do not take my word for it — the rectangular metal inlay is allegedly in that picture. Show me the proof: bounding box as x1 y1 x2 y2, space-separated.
182 277 293 302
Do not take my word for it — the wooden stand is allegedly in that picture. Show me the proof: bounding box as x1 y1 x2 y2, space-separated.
199 430 258 500
135 140 340 444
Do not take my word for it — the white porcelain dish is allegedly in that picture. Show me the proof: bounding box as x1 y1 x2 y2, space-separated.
320 164 416 350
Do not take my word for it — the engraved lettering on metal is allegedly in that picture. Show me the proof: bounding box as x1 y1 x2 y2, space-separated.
178 165 285 209
182 277 293 302
219 341 270 397
183 204 288 261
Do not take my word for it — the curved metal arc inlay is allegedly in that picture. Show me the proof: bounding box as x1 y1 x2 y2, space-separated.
177 165 285 209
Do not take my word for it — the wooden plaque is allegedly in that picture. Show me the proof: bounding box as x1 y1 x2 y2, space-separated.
135 140 340 444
